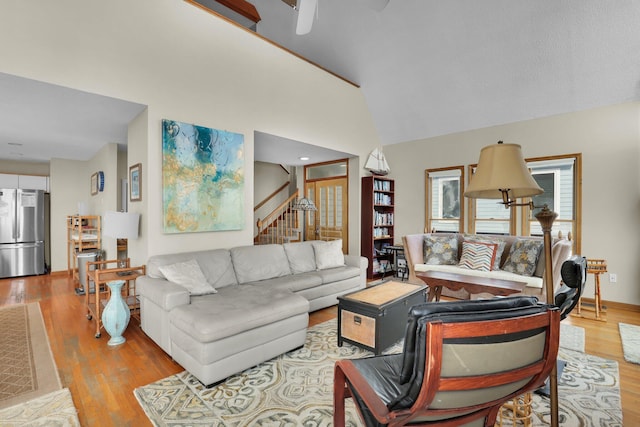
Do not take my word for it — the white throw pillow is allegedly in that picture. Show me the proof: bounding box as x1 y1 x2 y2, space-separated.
158 259 217 295
312 239 345 270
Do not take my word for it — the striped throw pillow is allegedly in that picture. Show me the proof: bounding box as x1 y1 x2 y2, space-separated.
458 241 497 272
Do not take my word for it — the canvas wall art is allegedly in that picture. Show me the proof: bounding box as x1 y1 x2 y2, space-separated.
162 119 244 233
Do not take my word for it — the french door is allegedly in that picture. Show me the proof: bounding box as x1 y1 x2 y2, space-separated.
304 177 348 253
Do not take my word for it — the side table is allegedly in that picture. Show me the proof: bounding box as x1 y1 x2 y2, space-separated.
337 280 427 354
86 261 145 338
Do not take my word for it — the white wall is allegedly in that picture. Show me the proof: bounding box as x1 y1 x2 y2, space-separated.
49 144 119 272
0 0 380 266
50 158 86 272
88 143 119 261
385 102 640 305
0 160 49 176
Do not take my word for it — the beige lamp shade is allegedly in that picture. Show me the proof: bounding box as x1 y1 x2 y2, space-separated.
465 142 543 200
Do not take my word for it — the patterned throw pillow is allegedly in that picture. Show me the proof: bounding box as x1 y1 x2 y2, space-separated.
502 238 544 276
465 235 507 270
423 235 458 265
458 241 497 272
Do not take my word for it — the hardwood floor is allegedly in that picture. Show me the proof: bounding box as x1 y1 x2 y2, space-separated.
1 273 639 426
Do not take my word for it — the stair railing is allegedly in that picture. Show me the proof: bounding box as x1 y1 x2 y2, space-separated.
255 191 299 244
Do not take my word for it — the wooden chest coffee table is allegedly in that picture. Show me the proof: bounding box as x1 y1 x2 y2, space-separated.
416 270 527 302
337 280 427 354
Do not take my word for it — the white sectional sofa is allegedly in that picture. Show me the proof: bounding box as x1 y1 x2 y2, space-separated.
137 240 367 386
402 233 573 300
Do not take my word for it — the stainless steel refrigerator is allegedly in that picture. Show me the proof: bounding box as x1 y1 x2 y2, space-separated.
0 189 45 278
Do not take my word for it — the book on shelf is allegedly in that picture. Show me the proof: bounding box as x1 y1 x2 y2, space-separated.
373 180 392 192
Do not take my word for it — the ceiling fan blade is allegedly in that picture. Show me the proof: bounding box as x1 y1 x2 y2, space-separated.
296 0 317 35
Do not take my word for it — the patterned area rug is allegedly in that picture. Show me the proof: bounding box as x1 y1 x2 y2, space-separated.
560 322 585 352
0 303 61 410
135 319 621 426
0 388 80 427
618 322 640 364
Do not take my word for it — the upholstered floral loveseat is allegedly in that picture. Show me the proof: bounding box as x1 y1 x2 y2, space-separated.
402 233 573 300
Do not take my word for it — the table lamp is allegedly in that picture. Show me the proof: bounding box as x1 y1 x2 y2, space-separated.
465 141 559 427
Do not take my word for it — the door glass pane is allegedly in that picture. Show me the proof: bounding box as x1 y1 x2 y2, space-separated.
336 186 342 227
306 161 348 180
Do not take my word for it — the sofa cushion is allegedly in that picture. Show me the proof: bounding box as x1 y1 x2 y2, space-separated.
244 272 322 292
502 238 544 277
283 241 317 273
230 244 291 283
458 241 497 272
147 249 238 289
158 259 217 296
312 239 345 269
169 285 309 343
314 265 361 284
423 234 458 265
414 264 543 289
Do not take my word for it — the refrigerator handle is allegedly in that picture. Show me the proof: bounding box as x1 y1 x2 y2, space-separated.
14 202 19 240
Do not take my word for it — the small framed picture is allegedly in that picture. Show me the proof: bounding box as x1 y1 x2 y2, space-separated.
91 172 98 195
129 163 142 202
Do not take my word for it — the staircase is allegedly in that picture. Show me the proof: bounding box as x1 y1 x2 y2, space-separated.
255 192 301 245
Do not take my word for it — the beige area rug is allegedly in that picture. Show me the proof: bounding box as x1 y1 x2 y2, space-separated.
0 303 80 426
0 303 61 409
135 319 621 426
618 322 640 364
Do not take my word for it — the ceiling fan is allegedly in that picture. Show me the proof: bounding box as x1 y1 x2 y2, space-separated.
279 0 388 35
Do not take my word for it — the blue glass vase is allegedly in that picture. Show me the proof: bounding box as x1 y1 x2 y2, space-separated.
101 280 130 346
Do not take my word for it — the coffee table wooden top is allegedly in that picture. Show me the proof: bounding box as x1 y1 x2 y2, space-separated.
340 280 425 307
416 270 527 301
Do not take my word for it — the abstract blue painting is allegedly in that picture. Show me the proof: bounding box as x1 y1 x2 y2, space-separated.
162 119 244 233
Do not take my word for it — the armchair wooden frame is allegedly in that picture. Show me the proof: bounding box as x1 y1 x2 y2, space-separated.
334 308 560 427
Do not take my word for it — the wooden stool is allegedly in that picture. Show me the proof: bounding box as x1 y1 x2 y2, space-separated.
497 392 533 426
574 259 607 321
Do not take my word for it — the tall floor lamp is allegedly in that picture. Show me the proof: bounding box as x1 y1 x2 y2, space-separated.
292 196 317 241
464 141 559 427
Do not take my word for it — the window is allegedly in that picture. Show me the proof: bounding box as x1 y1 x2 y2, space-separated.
467 164 515 235
467 153 581 251
522 155 581 253
425 166 464 233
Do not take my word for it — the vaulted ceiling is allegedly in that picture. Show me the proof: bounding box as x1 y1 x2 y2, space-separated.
2 1 639 164
249 0 640 145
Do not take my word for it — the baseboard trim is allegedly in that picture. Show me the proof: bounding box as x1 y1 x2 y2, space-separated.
580 297 640 313
49 270 70 277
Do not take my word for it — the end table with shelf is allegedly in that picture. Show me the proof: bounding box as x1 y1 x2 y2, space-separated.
85 259 145 338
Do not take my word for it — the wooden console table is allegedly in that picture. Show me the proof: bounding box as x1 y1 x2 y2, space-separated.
85 260 146 338
416 271 527 301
